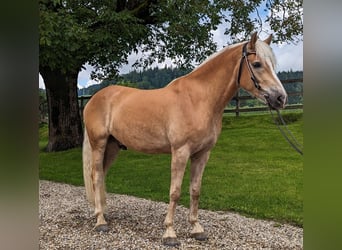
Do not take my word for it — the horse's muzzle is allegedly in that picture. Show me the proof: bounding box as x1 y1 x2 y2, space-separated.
264 92 287 110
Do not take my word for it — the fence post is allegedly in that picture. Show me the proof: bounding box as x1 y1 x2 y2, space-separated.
79 96 84 120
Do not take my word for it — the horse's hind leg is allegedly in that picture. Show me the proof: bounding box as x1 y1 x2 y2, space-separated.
93 136 121 232
189 150 210 241
89 136 109 231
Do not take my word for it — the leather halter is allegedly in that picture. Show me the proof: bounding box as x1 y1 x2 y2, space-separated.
236 42 261 90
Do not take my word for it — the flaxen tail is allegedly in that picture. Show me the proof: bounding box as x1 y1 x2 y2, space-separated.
82 128 95 206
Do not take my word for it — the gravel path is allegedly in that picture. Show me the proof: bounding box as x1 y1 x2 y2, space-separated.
39 180 303 249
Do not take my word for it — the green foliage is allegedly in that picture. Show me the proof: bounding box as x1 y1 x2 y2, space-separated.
39 0 148 77
218 0 303 44
137 0 221 68
121 66 191 89
40 0 303 79
39 1 90 72
39 113 303 225
265 0 303 43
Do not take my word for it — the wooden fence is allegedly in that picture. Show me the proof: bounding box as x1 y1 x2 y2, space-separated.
78 78 303 118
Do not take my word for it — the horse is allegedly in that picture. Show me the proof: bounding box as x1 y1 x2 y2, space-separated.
82 32 287 246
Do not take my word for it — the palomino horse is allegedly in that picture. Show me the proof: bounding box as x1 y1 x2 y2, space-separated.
82 32 287 246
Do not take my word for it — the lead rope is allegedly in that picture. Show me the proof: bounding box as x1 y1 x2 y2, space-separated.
268 108 303 155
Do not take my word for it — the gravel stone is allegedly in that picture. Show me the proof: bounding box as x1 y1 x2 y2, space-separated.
39 180 303 249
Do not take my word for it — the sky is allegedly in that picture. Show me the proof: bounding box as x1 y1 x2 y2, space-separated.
39 24 303 89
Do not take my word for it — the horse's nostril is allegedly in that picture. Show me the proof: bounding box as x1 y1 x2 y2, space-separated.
277 95 285 104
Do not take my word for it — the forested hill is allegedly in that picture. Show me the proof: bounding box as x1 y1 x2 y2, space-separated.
121 67 191 89
78 67 303 96
77 67 191 96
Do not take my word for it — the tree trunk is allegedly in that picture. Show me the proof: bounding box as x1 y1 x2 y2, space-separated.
40 67 83 152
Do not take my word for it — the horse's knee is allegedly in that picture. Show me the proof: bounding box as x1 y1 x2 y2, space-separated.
190 186 200 198
170 188 181 202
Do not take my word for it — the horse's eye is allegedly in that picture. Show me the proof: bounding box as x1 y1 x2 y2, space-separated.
252 62 262 68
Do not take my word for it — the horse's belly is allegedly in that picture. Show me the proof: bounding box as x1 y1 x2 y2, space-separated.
111 123 171 154
127 133 171 154
130 141 171 154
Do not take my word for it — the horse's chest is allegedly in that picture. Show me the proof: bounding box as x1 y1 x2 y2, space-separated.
183 121 220 152
200 126 219 146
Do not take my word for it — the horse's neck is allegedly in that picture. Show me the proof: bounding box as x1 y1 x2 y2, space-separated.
183 45 241 115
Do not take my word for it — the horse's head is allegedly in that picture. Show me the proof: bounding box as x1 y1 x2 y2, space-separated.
237 32 287 110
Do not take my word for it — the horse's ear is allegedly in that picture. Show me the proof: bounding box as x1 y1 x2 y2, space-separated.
264 34 273 45
249 32 258 51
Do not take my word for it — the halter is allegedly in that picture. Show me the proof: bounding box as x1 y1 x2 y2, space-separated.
236 42 261 90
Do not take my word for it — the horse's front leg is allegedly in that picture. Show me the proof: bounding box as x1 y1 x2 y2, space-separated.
189 150 210 241
162 147 190 246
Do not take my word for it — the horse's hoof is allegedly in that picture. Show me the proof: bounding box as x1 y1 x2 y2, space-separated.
162 237 180 247
191 232 208 241
95 224 109 232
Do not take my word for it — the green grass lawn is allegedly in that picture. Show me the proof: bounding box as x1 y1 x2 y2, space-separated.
39 111 303 226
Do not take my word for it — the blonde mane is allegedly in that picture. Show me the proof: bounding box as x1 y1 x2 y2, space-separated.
194 39 277 72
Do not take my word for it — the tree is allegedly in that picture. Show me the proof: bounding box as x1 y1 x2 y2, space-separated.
39 0 303 151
